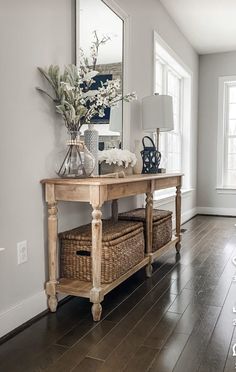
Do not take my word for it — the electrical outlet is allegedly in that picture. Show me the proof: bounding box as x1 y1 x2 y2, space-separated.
17 241 28 264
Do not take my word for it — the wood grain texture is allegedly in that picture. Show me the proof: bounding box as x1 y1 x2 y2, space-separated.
41 173 183 186
111 199 118 221
90 204 103 321
175 184 182 252
46 186 58 312
72 357 103 372
173 305 221 372
93 291 177 371
148 332 190 372
43 173 182 321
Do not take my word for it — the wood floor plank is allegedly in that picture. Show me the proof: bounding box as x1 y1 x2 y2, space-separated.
197 284 236 372
143 311 181 349
123 346 157 372
72 357 103 372
174 302 210 335
148 332 190 372
44 320 115 372
199 237 236 307
0 298 91 372
169 225 218 295
30 344 68 372
94 292 177 371
87 276 174 361
49 265 149 348
168 288 194 314
103 237 185 326
56 318 95 347
172 224 234 307
172 305 221 372
223 338 236 372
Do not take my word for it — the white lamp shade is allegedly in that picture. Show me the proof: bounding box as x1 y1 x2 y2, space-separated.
109 103 122 133
142 95 174 132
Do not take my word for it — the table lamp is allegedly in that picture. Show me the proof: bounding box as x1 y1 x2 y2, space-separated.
142 94 174 150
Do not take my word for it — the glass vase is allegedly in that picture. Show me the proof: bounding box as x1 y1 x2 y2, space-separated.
57 131 95 178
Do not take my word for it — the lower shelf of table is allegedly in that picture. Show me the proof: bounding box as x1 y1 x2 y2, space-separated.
149 235 179 263
56 236 179 300
56 256 150 299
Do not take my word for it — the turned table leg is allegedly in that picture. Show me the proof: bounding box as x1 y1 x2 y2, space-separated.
145 191 153 277
175 185 182 253
90 204 103 321
111 199 118 222
46 201 58 312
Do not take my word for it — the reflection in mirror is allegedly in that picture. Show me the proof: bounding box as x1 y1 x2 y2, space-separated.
78 0 123 150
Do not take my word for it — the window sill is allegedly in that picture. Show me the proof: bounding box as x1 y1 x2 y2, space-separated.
216 187 236 194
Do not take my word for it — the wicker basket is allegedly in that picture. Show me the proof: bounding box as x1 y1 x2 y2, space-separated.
99 162 133 176
119 208 172 253
59 220 144 283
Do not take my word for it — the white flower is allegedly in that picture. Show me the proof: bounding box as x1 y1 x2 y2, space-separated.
84 90 99 97
84 70 99 81
98 109 105 117
98 149 137 168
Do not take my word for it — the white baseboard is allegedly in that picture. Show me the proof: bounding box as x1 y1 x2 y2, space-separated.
171 207 197 227
182 207 198 223
0 290 47 338
197 207 236 217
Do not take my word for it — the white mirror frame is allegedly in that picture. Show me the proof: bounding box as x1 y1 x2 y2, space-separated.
76 0 131 149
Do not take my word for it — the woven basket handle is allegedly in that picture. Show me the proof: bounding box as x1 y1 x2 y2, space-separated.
76 250 91 257
142 136 156 149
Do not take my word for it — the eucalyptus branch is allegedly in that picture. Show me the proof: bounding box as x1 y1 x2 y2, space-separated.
36 87 55 101
37 34 136 133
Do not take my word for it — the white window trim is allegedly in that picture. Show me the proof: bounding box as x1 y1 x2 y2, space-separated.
154 188 195 204
217 75 236 193
216 187 236 194
156 63 183 173
153 31 193 196
142 188 195 208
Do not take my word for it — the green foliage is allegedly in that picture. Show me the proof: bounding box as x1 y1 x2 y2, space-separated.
37 63 137 132
37 32 137 132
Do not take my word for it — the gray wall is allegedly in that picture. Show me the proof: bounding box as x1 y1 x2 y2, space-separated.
0 0 198 336
0 0 98 335
198 51 236 213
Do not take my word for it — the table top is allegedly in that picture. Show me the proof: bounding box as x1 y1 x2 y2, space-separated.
41 173 183 186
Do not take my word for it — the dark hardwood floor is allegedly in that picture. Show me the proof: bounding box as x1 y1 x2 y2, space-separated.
0 215 236 372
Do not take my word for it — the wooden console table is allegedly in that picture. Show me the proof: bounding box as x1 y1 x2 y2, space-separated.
41 173 182 321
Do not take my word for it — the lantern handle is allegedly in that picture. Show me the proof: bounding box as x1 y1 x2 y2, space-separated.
142 136 156 149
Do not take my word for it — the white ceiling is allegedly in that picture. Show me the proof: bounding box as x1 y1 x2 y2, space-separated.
160 0 236 54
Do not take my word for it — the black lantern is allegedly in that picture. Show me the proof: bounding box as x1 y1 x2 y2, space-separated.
141 136 161 174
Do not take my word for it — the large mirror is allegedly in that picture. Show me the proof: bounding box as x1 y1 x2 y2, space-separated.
77 0 124 150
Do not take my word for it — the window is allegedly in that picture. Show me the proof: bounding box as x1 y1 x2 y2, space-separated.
217 76 236 190
153 32 192 192
155 60 182 172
